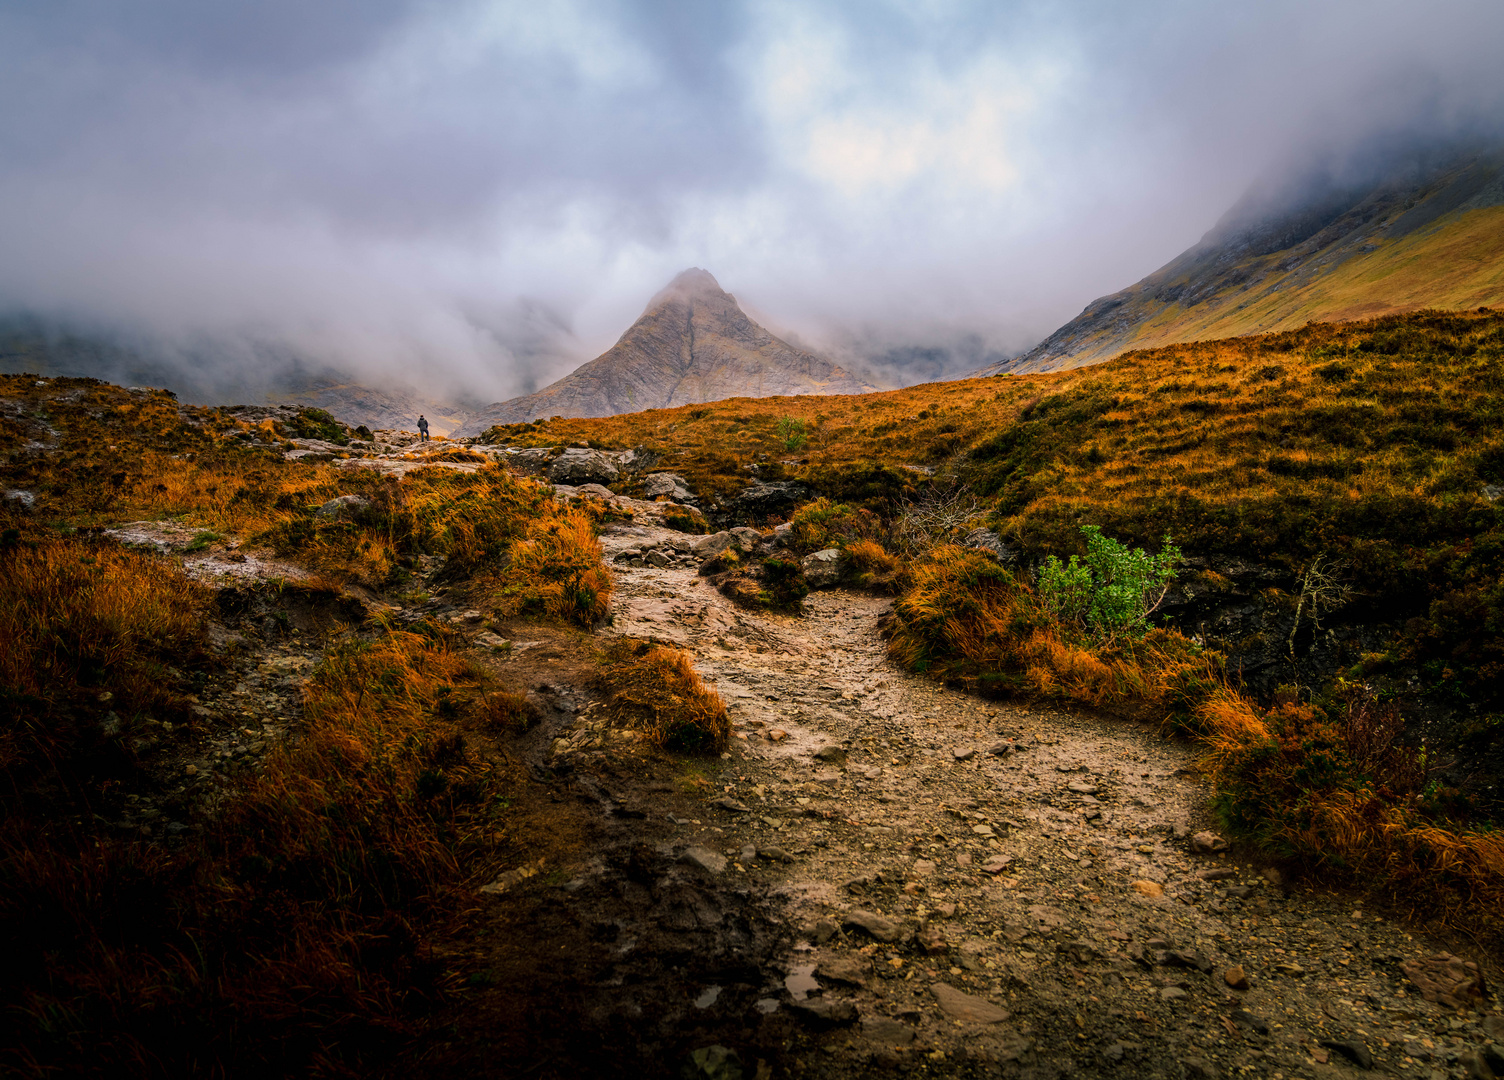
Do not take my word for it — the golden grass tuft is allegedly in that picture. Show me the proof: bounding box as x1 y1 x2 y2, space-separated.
598 641 730 753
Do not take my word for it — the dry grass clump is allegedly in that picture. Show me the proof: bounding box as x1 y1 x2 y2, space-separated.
0 536 210 773
598 640 730 753
486 508 613 627
1 627 525 1076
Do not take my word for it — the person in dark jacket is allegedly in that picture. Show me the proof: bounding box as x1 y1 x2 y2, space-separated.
417 415 430 442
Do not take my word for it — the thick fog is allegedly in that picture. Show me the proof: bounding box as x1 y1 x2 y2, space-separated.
1 0 1501 400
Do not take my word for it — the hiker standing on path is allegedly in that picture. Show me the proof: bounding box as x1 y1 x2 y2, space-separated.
417 415 430 442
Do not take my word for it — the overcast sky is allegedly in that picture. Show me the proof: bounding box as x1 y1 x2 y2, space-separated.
2 0 1502 400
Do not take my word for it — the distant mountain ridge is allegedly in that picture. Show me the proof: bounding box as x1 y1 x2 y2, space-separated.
983 146 1504 374
0 319 467 435
457 269 877 434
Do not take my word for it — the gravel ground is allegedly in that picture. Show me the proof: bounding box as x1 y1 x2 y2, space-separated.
581 519 1504 1080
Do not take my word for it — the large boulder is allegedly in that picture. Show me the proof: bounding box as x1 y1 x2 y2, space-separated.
547 448 619 485
693 527 767 560
730 481 809 518
642 472 696 502
801 548 844 589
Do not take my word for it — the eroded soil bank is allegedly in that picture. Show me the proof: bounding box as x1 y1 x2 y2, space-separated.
403 519 1504 1080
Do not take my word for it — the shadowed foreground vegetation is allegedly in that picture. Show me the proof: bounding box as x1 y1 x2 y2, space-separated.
0 379 621 1074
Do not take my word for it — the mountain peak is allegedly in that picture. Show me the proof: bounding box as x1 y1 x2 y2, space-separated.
648 267 728 309
459 270 876 431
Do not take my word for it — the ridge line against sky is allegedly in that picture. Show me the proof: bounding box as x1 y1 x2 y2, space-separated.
1 0 1502 400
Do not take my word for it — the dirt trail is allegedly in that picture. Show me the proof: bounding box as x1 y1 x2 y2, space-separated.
525 519 1501 1079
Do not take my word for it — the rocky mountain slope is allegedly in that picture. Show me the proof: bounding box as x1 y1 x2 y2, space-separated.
984 146 1504 374
457 269 877 433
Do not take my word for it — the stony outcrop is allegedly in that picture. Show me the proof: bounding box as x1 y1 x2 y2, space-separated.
460 270 877 431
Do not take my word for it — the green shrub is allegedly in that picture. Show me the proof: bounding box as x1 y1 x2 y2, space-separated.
777 416 809 452
1036 525 1181 645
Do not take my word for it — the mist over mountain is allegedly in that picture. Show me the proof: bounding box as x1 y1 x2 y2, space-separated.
459 269 876 433
982 142 1504 374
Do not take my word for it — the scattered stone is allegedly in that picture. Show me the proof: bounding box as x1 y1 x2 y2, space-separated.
986 742 1012 756
1197 868 1236 881
817 955 871 987
712 797 751 813
1461 1049 1499 1079
981 856 1012 875
790 999 859 1029
952 747 976 762
478 858 545 895
765 729 789 743
1131 880 1165 898
1160 986 1187 1002
183 764 198 776
1189 831 1228 854
813 770 843 787
801 549 844 589
1180 1058 1218 1079
1318 1039 1374 1070
843 910 902 943
1224 965 1249 990
680 846 728 874
1401 953 1486 1009
474 631 511 650
916 927 949 954
862 1017 916 1046
1230 1009 1268 1035
757 846 795 863
813 745 847 764
809 918 840 944
934 902 957 918
930 983 1011 1024
1483 1014 1504 1041
1224 884 1252 899
1066 781 1098 794
971 824 995 837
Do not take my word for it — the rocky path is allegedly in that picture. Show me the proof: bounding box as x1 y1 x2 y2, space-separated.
583 520 1503 1079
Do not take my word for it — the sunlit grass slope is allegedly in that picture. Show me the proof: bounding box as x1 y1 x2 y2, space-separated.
1121 205 1504 349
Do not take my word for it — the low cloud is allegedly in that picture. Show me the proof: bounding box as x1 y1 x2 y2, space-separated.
1 0 1501 399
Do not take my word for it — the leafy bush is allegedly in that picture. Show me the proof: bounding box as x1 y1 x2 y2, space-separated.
1036 526 1181 644
787 497 879 554
777 416 809 452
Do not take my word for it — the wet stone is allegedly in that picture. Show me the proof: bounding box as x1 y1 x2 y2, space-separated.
862 1017 916 1046
930 982 1011 1024
843 910 902 943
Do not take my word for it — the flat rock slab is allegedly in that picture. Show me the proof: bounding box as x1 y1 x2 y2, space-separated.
844 910 902 943
930 982 1011 1024
817 955 871 987
680 846 727 874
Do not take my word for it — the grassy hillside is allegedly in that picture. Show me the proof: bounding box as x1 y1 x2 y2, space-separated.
994 150 1504 372
1111 205 1504 352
